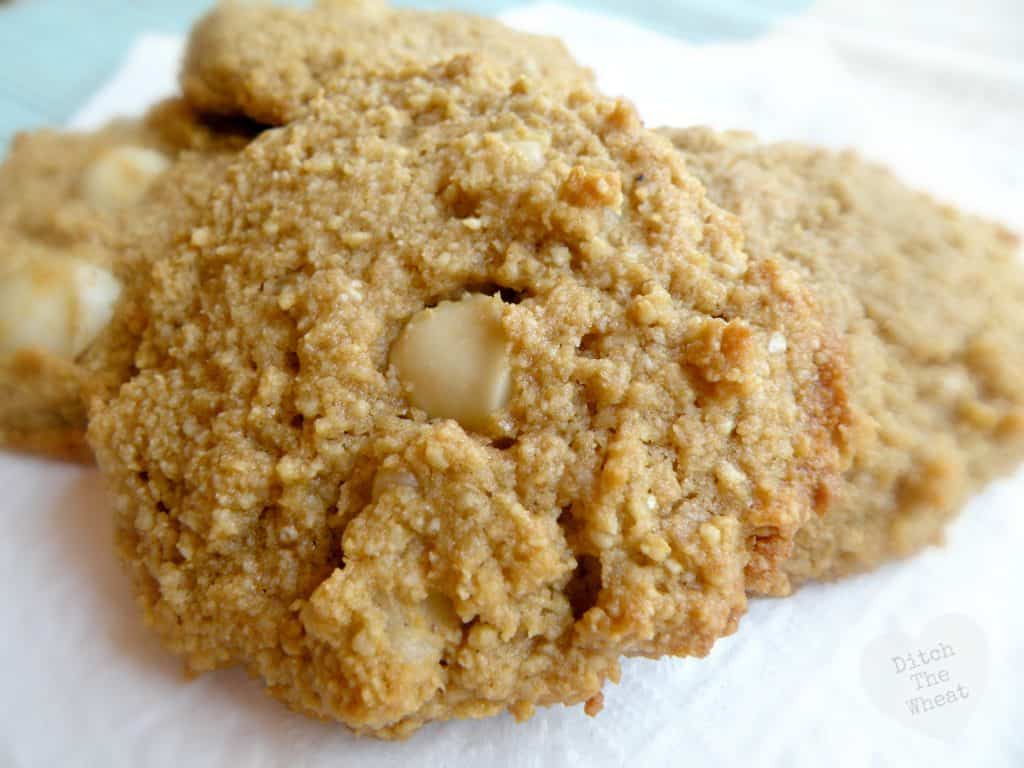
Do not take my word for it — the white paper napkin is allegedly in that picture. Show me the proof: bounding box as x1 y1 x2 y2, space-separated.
2 6 1021 767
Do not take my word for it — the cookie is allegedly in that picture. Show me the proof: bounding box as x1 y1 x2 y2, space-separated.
181 0 593 126
88 58 849 736
664 127 1024 584
0 100 255 461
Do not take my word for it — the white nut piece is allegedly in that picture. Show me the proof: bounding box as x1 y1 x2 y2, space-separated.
391 293 511 431
81 145 171 210
371 469 419 501
511 139 546 171
0 258 122 360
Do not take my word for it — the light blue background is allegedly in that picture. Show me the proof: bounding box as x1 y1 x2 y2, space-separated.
0 0 809 147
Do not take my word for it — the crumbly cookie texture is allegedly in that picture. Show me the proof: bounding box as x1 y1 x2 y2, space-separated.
0 100 254 461
665 127 1024 584
89 58 848 737
181 0 592 126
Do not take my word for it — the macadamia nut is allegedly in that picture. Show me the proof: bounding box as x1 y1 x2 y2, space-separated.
391 293 511 431
0 258 121 360
81 145 170 210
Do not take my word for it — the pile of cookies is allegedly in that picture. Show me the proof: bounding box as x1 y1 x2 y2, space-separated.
1 1 1021 739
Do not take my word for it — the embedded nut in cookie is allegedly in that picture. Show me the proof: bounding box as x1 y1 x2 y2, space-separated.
0 257 121 360
80 146 171 210
390 293 511 431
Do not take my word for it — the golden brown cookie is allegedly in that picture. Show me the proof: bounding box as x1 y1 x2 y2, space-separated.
89 58 848 737
664 127 1024 584
0 100 255 461
180 0 593 126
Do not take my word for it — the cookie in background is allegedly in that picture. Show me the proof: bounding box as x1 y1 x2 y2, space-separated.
0 100 257 460
665 126 1024 586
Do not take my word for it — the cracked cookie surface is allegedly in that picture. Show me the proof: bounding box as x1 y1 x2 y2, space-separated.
665 127 1024 584
89 59 848 736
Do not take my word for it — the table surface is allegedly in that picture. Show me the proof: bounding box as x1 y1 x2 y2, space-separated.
0 0 815 147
